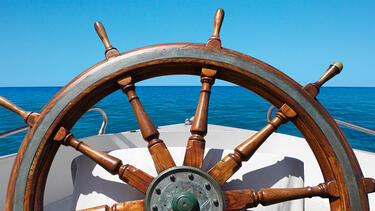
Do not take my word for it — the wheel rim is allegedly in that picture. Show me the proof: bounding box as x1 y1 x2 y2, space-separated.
6 43 368 210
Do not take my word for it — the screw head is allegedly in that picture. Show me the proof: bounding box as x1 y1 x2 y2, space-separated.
188 173 194 180
213 199 219 206
155 188 161 194
152 205 158 211
170 175 176 182
205 183 211 190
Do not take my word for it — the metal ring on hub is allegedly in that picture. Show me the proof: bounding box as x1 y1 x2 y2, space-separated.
145 166 225 211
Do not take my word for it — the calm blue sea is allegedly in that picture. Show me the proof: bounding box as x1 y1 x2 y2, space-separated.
0 86 374 156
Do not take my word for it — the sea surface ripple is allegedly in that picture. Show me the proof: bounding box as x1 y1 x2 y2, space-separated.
0 86 374 156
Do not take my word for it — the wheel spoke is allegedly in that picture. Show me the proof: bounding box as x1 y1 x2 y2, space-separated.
208 104 297 185
303 62 343 98
224 181 338 210
184 8 223 168
54 128 153 193
184 68 217 168
118 76 176 173
0 96 40 126
78 200 144 211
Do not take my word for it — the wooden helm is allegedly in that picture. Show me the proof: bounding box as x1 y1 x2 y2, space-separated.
2 8 374 211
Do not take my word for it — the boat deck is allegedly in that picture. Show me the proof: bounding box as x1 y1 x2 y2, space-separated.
0 124 374 210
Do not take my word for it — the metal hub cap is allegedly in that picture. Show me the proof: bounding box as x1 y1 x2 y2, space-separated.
145 166 225 211
172 192 198 211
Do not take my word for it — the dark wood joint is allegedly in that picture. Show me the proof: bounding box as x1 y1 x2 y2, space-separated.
188 134 205 142
303 62 343 98
206 9 224 48
147 138 163 148
118 76 134 92
201 67 218 79
105 48 120 59
118 76 175 172
94 21 120 59
278 104 297 119
362 177 375 193
118 76 160 142
319 180 339 198
54 127 72 145
118 164 130 182
0 96 41 127
25 112 40 127
228 152 243 165
225 181 338 210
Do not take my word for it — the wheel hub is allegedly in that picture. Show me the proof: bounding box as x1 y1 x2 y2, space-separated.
145 166 225 211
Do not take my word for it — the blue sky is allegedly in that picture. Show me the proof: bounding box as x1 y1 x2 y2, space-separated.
0 0 374 86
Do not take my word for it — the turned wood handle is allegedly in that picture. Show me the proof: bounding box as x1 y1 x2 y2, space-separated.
224 181 338 210
303 61 343 97
78 200 144 211
190 68 217 137
118 76 176 173
211 8 224 39
118 77 159 141
315 61 343 88
0 96 31 121
94 21 112 50
55 127 122 174
78 205 109 211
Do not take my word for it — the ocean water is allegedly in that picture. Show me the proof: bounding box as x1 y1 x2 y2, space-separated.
0 86 374 156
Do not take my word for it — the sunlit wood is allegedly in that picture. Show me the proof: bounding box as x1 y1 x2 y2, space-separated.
363 177 375 193
78 200 144 211
54 127 153 193
0 96 40 126
303 62 343 98
208 104 297 185
184 68 217 168
118 76 176 173
207 8 224 48
224 181 338 210
94 21 119 59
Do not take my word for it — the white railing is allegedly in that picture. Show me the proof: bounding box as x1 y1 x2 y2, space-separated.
267 105 375 137
0 106 108 139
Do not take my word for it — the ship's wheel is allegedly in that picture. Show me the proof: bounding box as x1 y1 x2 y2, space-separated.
3 9 375 211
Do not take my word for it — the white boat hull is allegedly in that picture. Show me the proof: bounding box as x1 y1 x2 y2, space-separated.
0 124 374 210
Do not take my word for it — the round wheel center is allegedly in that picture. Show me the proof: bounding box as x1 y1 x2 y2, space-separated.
172 192 198 211
145 166 224 211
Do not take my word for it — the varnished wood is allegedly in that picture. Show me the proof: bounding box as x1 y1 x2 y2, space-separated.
304 62 343 98
0 96 40 127
79 205 110 211
236 104 297 160
0 96 30 120
207 8 224 48
184 68 217 168
118 164 153 194
362 177 375 193
25 112 40 127
224 181 338 210
54 127 153 193
78 200 144 211
208 104 297 185
207 154 241 186
225 189 254 210
118 76 176 173
6 43 370 210
94 21 119 59
111 200 144 211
